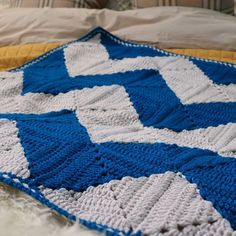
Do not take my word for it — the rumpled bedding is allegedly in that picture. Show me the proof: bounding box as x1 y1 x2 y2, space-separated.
0 7 235 50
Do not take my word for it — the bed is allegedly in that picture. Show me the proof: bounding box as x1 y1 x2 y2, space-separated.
0 4 235 236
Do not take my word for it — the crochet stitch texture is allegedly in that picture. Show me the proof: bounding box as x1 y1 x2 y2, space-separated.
0 27 235 236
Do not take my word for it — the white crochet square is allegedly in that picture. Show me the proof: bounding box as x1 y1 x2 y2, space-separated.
0 119 29 178
74 85 144 143
40 172 235 235
74 85 236 157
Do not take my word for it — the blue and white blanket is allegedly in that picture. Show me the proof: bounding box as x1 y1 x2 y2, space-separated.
0 28 235 236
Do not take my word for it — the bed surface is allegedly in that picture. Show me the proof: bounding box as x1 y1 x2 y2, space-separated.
0 6 235 236
0 29 235 235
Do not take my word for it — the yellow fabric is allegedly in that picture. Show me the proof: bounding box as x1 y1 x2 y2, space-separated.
0 42 235 71
0 43 62 71
168 48 236 65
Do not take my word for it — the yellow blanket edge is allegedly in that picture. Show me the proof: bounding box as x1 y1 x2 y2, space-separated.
0 42 235 72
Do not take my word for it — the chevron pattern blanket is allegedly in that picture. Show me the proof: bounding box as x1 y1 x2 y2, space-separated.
0 27 235 236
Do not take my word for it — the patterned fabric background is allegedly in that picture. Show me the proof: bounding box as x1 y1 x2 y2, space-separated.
234 0 236 14
0 0 107 8
106 0 132 10
132 0 234 14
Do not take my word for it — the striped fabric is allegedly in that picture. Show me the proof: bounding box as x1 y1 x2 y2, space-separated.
235 0 236 15
0 0 107 8
106 0 132 11
132 0 234 14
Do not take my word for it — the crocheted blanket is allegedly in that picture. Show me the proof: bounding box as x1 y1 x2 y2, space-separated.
0 27 235 236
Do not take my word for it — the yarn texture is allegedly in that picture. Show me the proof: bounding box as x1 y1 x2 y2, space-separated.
0 27 235 236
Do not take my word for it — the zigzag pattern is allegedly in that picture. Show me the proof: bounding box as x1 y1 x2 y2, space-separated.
0 27 235 236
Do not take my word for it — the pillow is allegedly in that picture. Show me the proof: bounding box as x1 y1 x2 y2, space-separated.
132 0 234 14
0 0 108 8
0 7 236 50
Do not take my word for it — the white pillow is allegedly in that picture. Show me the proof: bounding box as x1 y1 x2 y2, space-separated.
0 7 235 50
